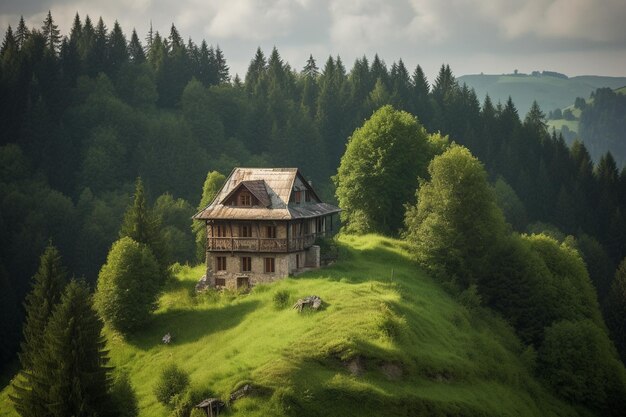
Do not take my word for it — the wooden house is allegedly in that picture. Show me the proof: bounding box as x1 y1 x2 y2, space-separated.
193 168 341 289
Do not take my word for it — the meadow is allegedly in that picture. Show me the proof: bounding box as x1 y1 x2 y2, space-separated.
0 235 579 416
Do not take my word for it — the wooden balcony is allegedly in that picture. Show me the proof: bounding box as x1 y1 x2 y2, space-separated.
208 234 318 253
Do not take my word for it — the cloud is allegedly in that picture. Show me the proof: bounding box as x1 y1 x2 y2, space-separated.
201 0 312 41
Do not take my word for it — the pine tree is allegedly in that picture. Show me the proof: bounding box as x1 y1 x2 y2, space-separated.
41 11 61 55
302 54 319 78
128 29 145 63
69 13 82 43
120 177 167 271
78 15 95 60
12 280 114 417
18 244 68 370
245 47 267 93
107 21 128 76
214 45 229 84
15 16 30 50
1 26 16 57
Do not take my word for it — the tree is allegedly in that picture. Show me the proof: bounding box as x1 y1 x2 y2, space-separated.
107 21 128 76
606 258 626 361
41 11 61 55
11 280 114 417
334 105 434 235
404 145 506 286
18 244 68 370
128 29 145 63
94 237 161 333
119 177 166 269
302 54 319 78
193 171 226 261
15 16 30 50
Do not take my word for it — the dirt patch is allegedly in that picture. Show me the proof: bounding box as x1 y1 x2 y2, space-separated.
344 356 366 376
380 361 403 380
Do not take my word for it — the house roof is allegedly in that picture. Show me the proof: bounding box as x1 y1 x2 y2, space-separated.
193 168 341 221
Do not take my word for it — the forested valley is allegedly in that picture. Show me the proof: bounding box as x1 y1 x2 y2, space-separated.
2 12 626 417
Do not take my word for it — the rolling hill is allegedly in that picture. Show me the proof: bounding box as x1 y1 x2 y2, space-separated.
0 235 582 417
458 73 626 116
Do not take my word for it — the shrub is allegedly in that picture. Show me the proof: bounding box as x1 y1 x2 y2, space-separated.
94 237 161 333
273 290 291 309
154 364 190 407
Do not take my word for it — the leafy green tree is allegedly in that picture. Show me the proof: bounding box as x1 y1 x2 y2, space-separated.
335 105 433 235
404 145 506 286
493 176 527 231
11 280 114 417
94 237 161 333
153 193 195 264
193 171 226 261
539 319 626 415
606 258 626 361
18 244 68 369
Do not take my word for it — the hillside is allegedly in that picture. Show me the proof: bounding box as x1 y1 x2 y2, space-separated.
1 235 580 417
458 73 626 116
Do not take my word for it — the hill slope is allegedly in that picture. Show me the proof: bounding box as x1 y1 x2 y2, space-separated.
458 73 626 116
1 235 580 417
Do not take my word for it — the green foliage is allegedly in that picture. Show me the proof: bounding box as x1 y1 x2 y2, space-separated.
272 289 291 310
11 280 114 417
193 171 225 261
18 244 68 370
334 105 434 235
606 258 626 361
110 372 139 417
153 193 195 264
153 364 190 407
120 177 168 273
539 319 626 414
404 145 506 286
94 237 161 334
493 176 527 231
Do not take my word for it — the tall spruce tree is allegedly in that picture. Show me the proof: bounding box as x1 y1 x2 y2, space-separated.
41 11 61 55
18 244 68 370
11 280 114 417
15 16 29 50
120 177 167 271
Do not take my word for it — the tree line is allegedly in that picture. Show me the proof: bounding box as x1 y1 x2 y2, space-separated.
1 11 626 382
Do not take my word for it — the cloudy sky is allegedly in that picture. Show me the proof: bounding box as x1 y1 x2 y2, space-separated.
2 0 626 81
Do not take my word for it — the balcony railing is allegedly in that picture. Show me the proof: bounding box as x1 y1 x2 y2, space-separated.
208 234 318 252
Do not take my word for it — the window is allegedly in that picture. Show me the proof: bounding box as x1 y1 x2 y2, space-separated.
240 192 251 206
215 277 226 287
240 224 252 237
215 225 226 237
264 257 275 273
305 190 311 202
241 257 251 272
237 276 250 289
296 254 300 269
216 256 227 271
266 225 277 239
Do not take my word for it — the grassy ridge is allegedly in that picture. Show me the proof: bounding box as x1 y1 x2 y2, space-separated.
0 235 579 416
459 73 626 116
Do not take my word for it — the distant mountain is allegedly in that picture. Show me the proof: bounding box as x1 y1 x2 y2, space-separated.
458 73 626 116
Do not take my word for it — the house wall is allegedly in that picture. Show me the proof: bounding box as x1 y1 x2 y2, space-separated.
206 251 306 289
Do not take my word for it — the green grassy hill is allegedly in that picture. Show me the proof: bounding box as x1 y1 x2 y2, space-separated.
0 235 580 417
458 73 626 116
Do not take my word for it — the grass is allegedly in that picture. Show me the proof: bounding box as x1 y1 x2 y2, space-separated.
0 234 578 417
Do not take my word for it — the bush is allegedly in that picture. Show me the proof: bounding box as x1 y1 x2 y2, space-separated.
154 364 190 407
94 237 161 333
273 290 291 309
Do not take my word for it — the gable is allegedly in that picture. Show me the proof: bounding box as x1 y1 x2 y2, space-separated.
289 173 321 204
221 180 271 207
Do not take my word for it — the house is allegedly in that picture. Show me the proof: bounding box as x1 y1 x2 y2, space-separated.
193 168 341 289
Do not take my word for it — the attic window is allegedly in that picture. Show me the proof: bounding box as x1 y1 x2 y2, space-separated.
305 190 311 202
295 191 302 204
240 193 252 206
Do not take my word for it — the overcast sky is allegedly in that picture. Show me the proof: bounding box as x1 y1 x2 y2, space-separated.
2 0 626 81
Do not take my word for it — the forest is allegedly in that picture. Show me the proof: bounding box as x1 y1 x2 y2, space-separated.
1 11 626 416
